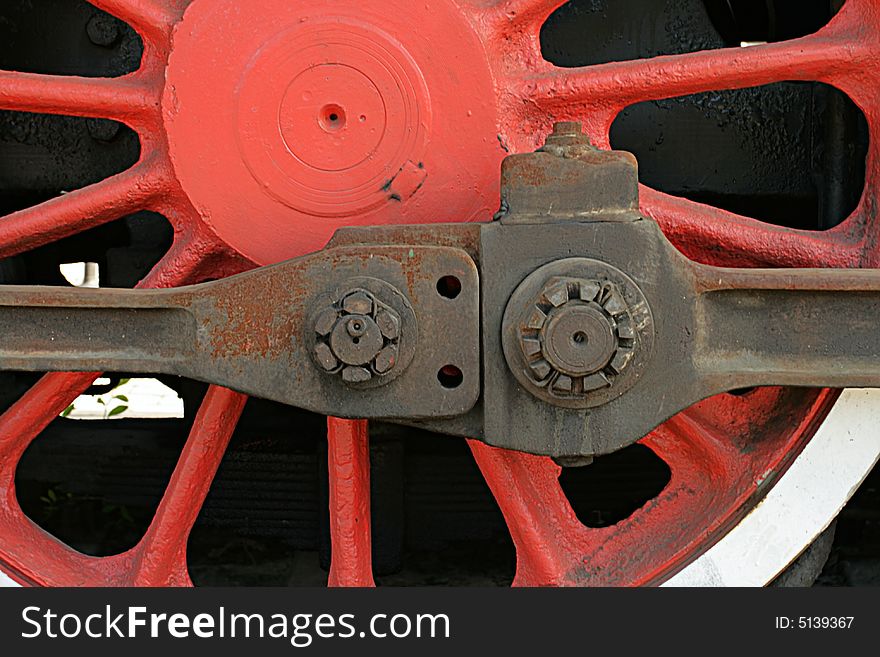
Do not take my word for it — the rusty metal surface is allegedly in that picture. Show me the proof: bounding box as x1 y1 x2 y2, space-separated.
5 211 880 458
3 123 880 459
500 122 640 223
694 266 880 388
0 243 481 421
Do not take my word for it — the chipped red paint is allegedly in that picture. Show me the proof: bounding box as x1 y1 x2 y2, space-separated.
0 0 876 586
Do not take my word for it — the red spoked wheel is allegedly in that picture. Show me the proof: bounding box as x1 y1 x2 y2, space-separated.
0 0 878 586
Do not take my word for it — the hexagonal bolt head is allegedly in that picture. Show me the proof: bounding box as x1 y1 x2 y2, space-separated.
375 309 400 340
342 291 374 316
312 288 404 385
342 366 372 384
314 307 340 337
314 342 338 372
373 345 399 374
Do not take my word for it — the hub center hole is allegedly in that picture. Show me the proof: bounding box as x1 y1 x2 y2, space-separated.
572 331 588 346
319 104 346 132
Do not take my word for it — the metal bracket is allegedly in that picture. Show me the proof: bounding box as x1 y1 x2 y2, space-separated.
0 244 481 421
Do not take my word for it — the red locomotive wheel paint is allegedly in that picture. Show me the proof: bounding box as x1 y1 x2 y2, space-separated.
0 0 877 585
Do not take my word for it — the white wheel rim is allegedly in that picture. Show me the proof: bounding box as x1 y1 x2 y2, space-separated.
0 569 19 587
666 388 880 586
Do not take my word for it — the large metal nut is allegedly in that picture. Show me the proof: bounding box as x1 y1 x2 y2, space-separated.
502 258 654 411
312 288 404 385
517 276 637 400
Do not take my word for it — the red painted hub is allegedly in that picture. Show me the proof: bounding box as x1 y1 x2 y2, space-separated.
164 0 503 263
0 0 878 587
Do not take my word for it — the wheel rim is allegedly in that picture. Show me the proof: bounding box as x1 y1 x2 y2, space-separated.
0 0 877 586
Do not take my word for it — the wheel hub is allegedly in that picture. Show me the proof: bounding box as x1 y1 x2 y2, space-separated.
163 0 505 265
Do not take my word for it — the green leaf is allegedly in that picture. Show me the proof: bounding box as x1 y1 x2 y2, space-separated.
96 398 105 405
60 404 75 418
107 405 128 418
118 378 130 386
113 395 129 402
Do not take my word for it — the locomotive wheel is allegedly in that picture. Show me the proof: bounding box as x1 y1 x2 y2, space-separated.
1 0 879 586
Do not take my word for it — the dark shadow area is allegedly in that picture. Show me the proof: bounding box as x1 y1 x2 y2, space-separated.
319 424 517 587
610 83 867 229
16 410 192 556
541 0 840 67
0 111 141 216
559 444 671 528
816 460 880 586
0 0 142 77
187 399 326 586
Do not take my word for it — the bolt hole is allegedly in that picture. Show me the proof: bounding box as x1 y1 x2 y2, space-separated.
436 275 462 299
572 331 588 345
359 114 367 122
437 365 463 389
353 338 360 345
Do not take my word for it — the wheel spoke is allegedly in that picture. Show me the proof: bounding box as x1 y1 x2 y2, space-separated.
0 158 172 260
0 373 99 483
469 416 737 586
0 505 121 586
578 416 744 586
581 404 817 585
0 230 201 482
139 236 209 289
0 0 867 589
0 70 158 122
140 229 253 288
514 34 862 125
141 188 257 287
0 223 220 585
642 412 743 488
468 440 578 586
471 397 820 586
129 386 247 586
0 373 134 586
326 418 374 587
641 187 860 268
0 230 196 486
